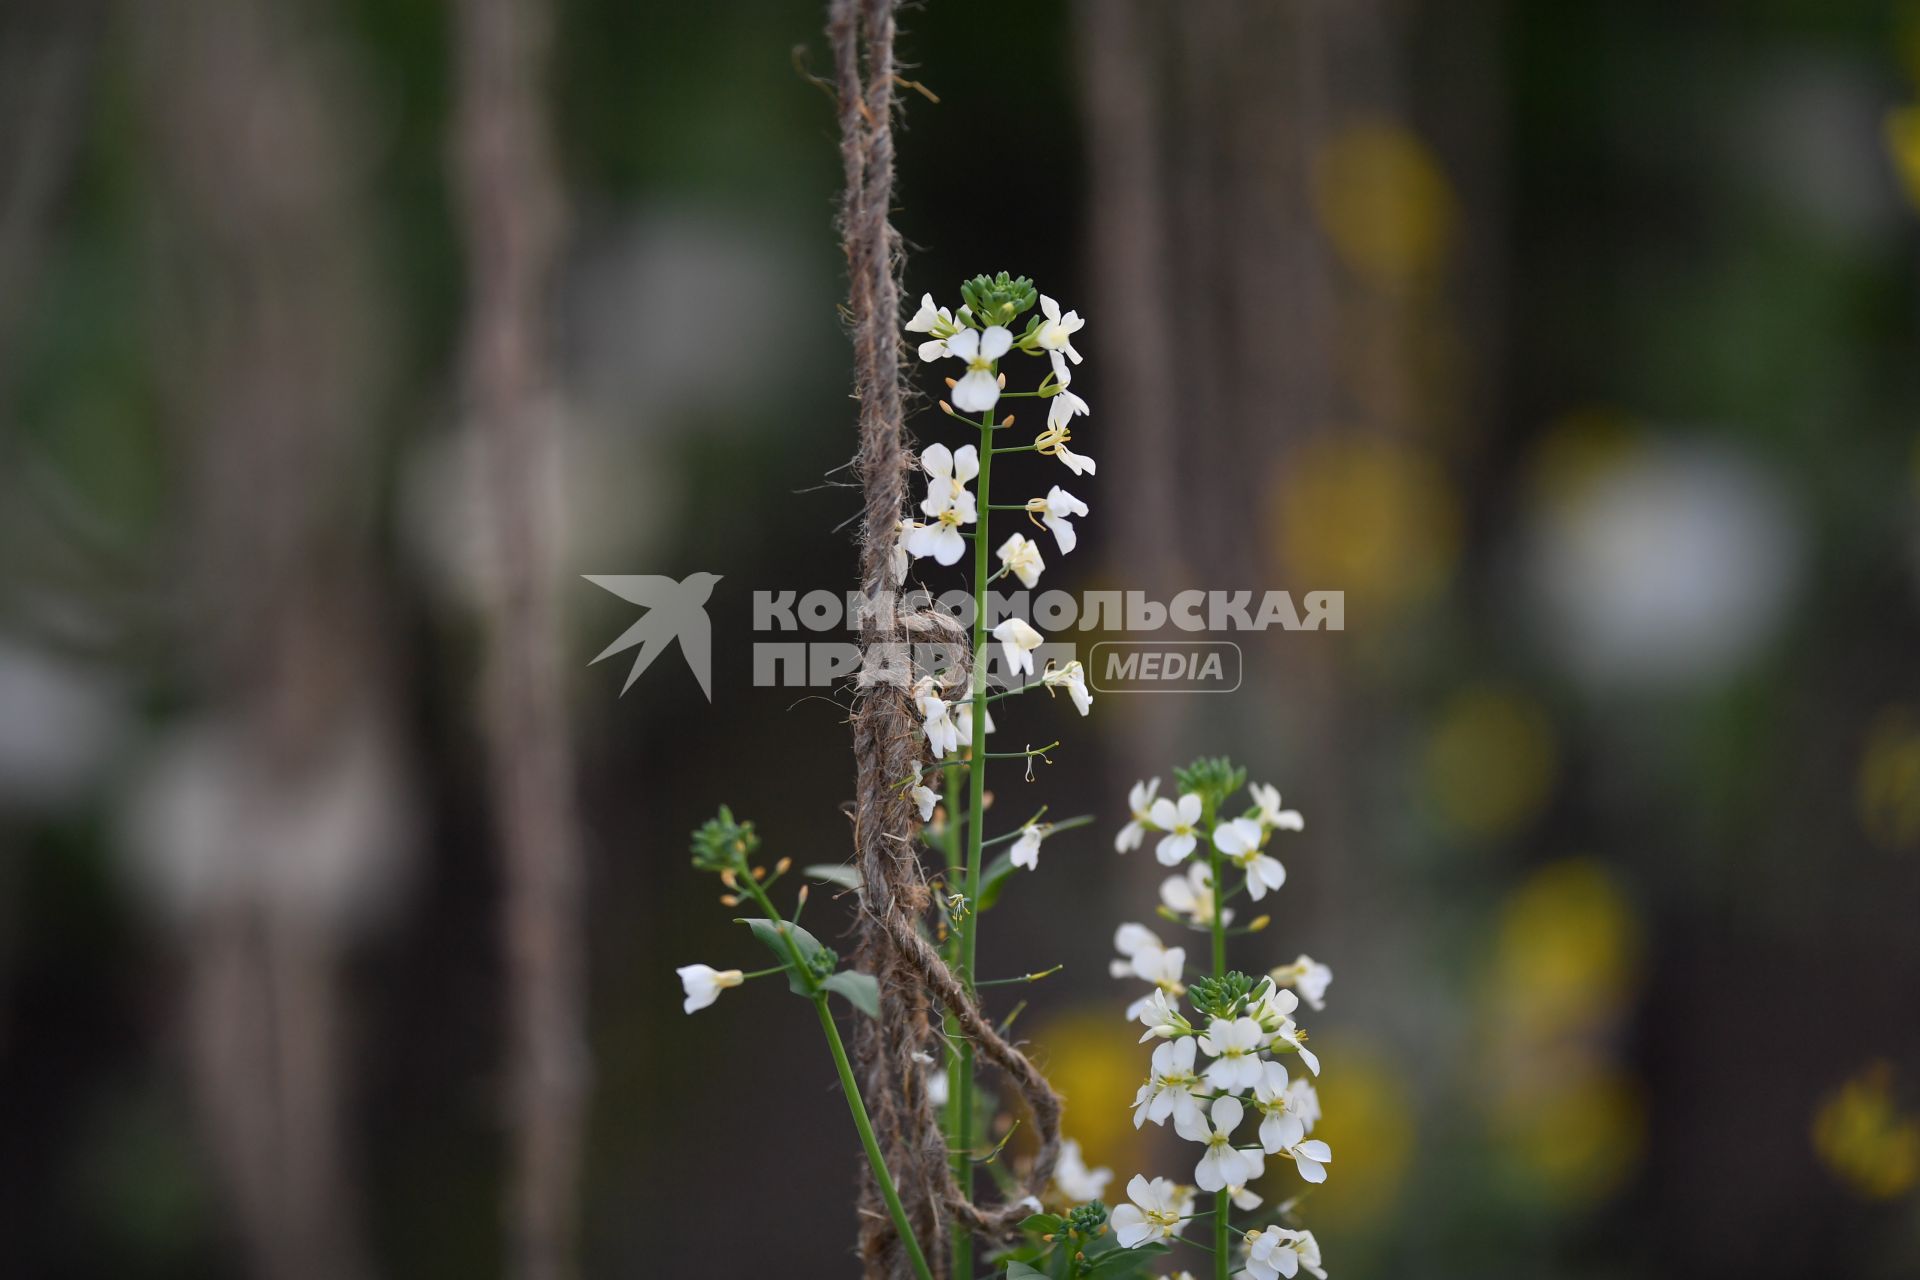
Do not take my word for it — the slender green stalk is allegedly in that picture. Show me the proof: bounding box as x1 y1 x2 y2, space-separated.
815 995 936 1280
738 876 934 1280
942 775 972 1280
1205 803 1229 1280
952 405 996 1280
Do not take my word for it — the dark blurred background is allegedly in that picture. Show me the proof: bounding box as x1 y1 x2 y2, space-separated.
3 1 1920 1277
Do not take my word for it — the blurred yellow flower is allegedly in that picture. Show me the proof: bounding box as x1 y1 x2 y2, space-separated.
1813 1061 1920 1200
1526 408 1643 508
1488 858 1641 1037
1273 438 1460 619
1857 705 1920 851
1491 1060 1645 1207
1888 106 1920 214
1423 686 1558 839
1313 121 1458 287
1028 1008 1152 1171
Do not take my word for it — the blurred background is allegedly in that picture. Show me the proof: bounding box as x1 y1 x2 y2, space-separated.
3 0 1920 1277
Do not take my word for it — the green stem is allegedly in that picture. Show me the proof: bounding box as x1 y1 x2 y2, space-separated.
954 405 996 1280
740 875 934 1280
1204 802 1229 1280
942 764 971 1280
815 995 936 1280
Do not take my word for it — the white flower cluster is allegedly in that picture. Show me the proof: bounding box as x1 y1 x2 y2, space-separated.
1104 773 1337 1278
900 284 1100 855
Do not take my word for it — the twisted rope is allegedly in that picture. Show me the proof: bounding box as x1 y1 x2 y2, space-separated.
831 2 1063 1274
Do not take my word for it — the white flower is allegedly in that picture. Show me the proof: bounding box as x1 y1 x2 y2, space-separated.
1253 988 1319 1077
906 294 966 359
1229 1185 1263 1212
1283 1138 1332 1184
917 443 979 520
996 531 1045 588
1176 1095 1264 1193
1116 777 1160 853
1213 817 1286 901
1110 1174 1187 1249
910 762 939 823
1259 997 1320 1082
1149 793 1205 866
1249 782 1305 832
919 694 961 758
1119 948 1185 1022
1031 485 1088 554
1112 924 1186 1015
1036 294 1086 365
907 512 971 566
1111 922 1165 973
1199 1017 1266 1093
946 325 1014 413
1269 955 1333 1012
1132 1035 1205 1130
1047 385 1090 431
954 699 994 743
925 1065 949 1108
1054 440 1097 476
1043 660 1092 715
1134 988 1190 1042
1051 1138 1113 1204
1286 1077 1321 1133
1252 1060 1305 1153
676 964 743 1014
906 445 978 567
992 616 1044 676
1244 1227 1327 1280
1009 821 1047 871
893 520 917 582
1160 861 1231 927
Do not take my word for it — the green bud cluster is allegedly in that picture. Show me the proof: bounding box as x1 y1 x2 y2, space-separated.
1174 755 1246 815
959 272 1037 328
1065 1201 1109 1234
690 804 759 873
1187 970 1269 1021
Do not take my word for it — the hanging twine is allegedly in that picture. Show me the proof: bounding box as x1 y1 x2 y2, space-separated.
831 2 1063 1275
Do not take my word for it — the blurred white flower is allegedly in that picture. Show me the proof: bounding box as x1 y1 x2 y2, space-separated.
1249 783 1304 833
677 963 743 1014
1160 862 1230 927
1527 440 1803 690
1010 821 1047 871
1269 955 1332 1011
1149 793 1204 866
1213 817 1286 901
1116 777 1161 854
1052 1139 1113 1204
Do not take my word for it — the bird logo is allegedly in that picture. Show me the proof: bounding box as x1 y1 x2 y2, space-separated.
583 572 723 700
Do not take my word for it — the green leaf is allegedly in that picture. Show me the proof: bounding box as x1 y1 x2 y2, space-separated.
1084 1242 1168 1276
802 863 862 891
1018 1213 1064 1236
1004 1264 1047 1280
819 970 880 1018
736 918 832 995
976 850 1019 912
